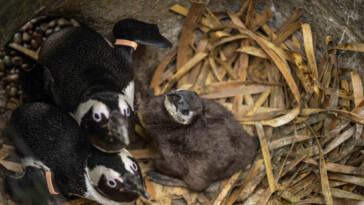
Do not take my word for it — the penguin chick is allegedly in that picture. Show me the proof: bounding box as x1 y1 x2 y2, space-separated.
5 103 149 205
19 19 171 152
138 90 259 191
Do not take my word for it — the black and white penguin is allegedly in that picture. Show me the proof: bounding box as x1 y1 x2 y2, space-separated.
19 19 171 152
138 90 259 191
5 102 149 205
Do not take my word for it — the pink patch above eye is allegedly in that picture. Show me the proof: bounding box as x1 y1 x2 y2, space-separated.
93 106 109 119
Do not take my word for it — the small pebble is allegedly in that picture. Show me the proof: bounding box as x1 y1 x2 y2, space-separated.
3 55 11 66
40 23 49 32
10 50 16 55
23 43 32 49
6 102 17 110
57 18 71 27
0 60 5 71
49 20 57 27
11 56 23 66
30 16 46 24
54 26 61 32
0 72 4 78
31 39 39 49
70 19 81 27
21 22 33 31
30 19 38 24
21 64 29 70
32 33 43 44
13 33 22 45
9 68 15 74
26 22 34 30
45 28 54 36
22 32 31 42
5 74 19 83
9 87 17 97
35 26 42 32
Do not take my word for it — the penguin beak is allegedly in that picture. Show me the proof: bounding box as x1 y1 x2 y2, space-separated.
108 111 130 146
123 173 150 200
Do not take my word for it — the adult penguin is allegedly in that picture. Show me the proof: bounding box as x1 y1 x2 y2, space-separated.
19 19 172 152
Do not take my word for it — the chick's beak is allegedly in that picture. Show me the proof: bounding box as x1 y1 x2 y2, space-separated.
123 173 150 200
108 111 130 146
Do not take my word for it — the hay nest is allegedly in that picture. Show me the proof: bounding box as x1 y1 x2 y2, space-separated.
1 0 364 204
137 1 364 204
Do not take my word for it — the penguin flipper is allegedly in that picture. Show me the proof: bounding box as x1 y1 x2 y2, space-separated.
5 166 51 205
147 171 187 188
113 19 172 48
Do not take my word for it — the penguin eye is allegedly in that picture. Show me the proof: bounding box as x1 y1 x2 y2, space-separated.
93 112 102 122
106 178 117 188
131 162 138 171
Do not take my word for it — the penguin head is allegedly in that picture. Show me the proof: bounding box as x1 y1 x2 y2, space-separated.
86 149 149 202
164 90 202 125
75 90 135 153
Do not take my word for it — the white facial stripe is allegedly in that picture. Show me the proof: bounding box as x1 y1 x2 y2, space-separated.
164 97 194 125
73 99 108 124
86 166 120 186
120 81 134 110
118 149 135 174
118 98 130 116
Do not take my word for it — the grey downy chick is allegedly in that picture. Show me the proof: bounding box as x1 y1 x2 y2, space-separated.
138 90 259 191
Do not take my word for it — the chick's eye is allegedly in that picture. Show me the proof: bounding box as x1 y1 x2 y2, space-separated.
93 112 102 122
131 162 138 171
107 178 117 188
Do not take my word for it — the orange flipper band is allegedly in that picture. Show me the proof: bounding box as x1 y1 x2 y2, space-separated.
115 39 138 50
46 170 59 195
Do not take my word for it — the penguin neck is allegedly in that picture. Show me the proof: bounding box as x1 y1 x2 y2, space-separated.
114 45 134 68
